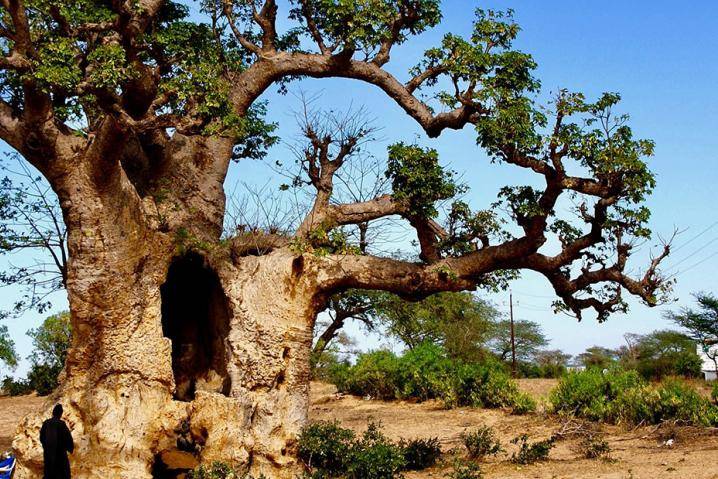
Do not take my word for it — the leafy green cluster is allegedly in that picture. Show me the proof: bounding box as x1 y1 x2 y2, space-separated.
385 143 461 218
3 311 71 396
550 368 718 426
291 0 441 54
399 437 441 471
329 342 535 413
298 421 412 479
186 461 266 479
509 434 554 465
461 426 502 460
2 1 277 154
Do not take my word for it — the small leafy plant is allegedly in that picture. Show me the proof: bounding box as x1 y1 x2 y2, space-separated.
461 426 501 459
510 434 555 464
444 458 483 479
400 437 442 470
578 435 611 459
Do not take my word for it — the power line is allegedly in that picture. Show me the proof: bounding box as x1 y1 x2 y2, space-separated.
671 221 718 254
664 235 718 272
670 250 718 279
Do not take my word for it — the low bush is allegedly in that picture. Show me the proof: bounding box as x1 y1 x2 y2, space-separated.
550 368 718 426
509 434 554 464
400 437 442 470
444 458 483 479
298 421 355 473
461 426 501 460
346 423 406 479
299 421 440 478
577 435 611 459
186 462 260 479
340 350 401 400
334 343 533 413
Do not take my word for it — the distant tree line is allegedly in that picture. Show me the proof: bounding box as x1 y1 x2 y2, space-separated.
315 291 718 382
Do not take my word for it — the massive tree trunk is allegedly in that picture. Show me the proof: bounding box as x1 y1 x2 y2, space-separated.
11 137 322 478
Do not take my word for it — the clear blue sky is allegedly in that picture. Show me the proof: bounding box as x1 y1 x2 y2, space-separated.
2 1 718 373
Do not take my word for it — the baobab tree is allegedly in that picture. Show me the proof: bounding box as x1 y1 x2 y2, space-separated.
0 1 672 478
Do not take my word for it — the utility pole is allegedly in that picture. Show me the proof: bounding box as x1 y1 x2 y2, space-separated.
510 291 517 377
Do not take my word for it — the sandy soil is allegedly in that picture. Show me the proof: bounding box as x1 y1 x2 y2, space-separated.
2 380 718 478
0 393 43 452
309 381 718 479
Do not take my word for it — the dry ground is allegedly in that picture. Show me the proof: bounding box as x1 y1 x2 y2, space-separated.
2 380 718 478
309 380 718 479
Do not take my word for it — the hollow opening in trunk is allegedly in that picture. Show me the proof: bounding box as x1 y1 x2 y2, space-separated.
161 252 231 401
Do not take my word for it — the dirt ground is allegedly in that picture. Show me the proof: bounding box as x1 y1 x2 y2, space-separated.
309 381 718 479
2 380 718 478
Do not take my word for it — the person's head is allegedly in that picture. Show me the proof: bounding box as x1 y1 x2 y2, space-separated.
52 404 63 419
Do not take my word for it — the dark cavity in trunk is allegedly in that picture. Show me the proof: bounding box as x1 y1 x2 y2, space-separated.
161 252 231 401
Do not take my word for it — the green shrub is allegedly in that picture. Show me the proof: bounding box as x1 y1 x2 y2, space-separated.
461 426 501 460
298 421 354 473
551 369 718 426
510 392 536 415
299 421 431 478
578 435 611 459
712 382 718 405
400 437 441 470
339 350 401 400
346 423 406 479
333 344 530 414
397 343 454 401
510 434 554 464
2 376 32 396
550 368 645 422
186 462 255 478
444 458 483 479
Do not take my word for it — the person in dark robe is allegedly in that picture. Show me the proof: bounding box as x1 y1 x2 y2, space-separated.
39 404 74 479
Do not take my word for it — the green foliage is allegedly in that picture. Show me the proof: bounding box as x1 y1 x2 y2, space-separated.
509 434 554 464
488 319 548 363
461 426 501 460
0 324 17 371
186 461 262 478
549 368 644 422
374 292 498 362
620 330 702 380
712 383 718 405
444 458 483 479
3 311 72 396
86 44 134 89
667 293 718 370
550 368 718 426
333 343 532 413
298 421 356 473
385 143 461 218
299 421 425 479
1 376 31 396
346 422 406 479
577 435 611 460
291 0 441 54
576 346 618 370
399 437 441 471
339 349 401 400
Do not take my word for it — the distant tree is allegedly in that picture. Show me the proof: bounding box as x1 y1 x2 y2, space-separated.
489 319 548 363
3 311 72 396
0 324 17 372
535 349 571 376
376 292 498 362
313 290 379 357
577 346 618 369
0 154 67 319
666 293 718 375
630 330 701 379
